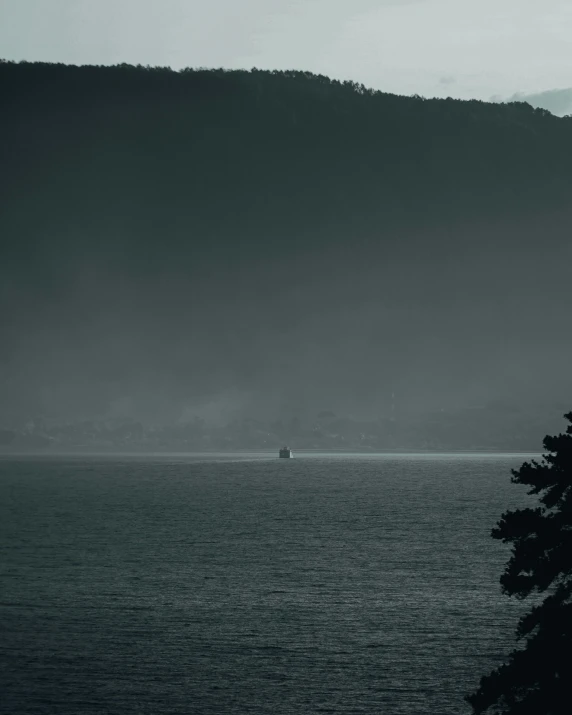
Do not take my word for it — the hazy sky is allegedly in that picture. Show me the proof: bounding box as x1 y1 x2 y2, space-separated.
1 0 572 111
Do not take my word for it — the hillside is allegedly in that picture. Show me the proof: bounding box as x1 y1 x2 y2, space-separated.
1 61 572 425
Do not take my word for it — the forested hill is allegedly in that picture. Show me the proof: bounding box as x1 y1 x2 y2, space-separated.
2 60 572 423
3 61 572 253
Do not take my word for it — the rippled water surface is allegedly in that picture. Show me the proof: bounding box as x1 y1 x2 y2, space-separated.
0 454 535 714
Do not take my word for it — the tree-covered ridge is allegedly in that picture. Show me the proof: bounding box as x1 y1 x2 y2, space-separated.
3 59 572 264
2 59 568 120
3 60 570 171
3 59 571 226
2 60 572 421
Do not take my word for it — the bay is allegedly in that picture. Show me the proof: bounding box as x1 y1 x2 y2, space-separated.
0 454 536 714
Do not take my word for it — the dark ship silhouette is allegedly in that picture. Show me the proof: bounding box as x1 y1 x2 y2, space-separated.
279 446 293 458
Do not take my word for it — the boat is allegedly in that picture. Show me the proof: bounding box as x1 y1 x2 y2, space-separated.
279 446 293 458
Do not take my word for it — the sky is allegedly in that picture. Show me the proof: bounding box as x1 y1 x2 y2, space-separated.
1 0 572 114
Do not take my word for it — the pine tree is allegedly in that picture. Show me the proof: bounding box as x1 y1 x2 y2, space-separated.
466 412 572 714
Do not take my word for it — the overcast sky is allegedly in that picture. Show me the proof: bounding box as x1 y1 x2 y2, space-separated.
1 0 571 111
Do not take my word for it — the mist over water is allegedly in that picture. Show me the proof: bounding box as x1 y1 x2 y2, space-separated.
0 454 534 714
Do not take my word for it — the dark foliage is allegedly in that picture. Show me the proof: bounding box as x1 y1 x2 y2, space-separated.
3 60 572 317
466 413 572 714
3 59 572 270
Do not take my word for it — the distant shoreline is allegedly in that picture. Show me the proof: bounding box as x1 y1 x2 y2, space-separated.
0 448 541 458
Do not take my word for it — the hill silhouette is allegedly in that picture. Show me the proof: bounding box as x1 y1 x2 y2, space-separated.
1 61 572 424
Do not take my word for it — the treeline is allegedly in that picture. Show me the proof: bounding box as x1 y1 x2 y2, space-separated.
3 60 572 311
3 60 572 263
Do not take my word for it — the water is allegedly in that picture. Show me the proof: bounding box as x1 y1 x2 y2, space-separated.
0 453 536 714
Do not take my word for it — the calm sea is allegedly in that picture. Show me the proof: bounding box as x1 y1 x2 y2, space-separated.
0 453 536 715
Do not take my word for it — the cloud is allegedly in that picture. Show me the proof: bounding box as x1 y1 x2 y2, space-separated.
494 88 572 117
438 75 455 85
